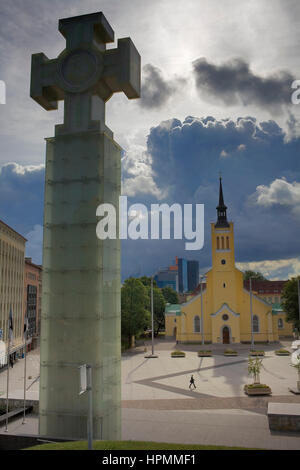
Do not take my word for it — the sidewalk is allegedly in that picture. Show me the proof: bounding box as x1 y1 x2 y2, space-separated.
0 340 300 449
122 408 300 450
0 348 40 401
1 408 300 450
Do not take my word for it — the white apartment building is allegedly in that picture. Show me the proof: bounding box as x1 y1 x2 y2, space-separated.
0 219 26 360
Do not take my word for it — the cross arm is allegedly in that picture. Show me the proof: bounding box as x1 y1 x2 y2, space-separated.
30 53 63 111
58 12 114 50
102 38 141 100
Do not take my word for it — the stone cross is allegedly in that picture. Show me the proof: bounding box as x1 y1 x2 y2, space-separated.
31 11 140 441
30 12 141 135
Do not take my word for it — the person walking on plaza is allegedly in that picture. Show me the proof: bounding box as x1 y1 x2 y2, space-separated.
189 374 196 390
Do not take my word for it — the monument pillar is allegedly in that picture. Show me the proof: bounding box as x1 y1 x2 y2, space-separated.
30 12 140 440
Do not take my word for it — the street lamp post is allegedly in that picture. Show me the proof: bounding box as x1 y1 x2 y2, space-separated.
250 277 254 350
144 276 158 358
151 275 154 356
86 365 93 451
79 363 93 450
200 275 206 346
298 278 300 339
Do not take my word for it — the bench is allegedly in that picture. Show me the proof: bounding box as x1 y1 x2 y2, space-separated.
268 403 300 432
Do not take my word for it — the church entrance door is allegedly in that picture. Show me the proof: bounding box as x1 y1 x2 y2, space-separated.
223 326 230 344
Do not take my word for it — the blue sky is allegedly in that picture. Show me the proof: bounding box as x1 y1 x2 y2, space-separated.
0 0 299 281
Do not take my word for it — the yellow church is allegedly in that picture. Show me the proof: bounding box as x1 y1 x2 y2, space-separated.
165 178 281 345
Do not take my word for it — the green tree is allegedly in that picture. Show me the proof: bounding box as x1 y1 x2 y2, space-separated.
248 357 263 384
121 277 150 347
139 276 157 288
162 286 179 304
147 286 166 336
281 277 300 332
243 270 266 281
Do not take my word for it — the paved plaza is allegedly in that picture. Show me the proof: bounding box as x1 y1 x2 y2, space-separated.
1 339 300 449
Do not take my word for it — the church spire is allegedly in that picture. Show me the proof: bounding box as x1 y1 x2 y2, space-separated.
215 176 229 228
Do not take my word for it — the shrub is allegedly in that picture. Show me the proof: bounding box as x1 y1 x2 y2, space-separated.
244 384 270 390
275 349 290 355
250 350 265 356
171 351 185 357
197 350 212 356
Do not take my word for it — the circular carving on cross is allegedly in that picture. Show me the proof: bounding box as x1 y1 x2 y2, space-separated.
57 46 103 93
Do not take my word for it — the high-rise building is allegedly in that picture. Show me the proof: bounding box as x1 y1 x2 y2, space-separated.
155 257 199 293
178 258 188 293
154 266 178 291
187 260 199 292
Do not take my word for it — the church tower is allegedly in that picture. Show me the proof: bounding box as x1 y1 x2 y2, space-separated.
210 177 239 312
168 176 279 345
211 177 235 270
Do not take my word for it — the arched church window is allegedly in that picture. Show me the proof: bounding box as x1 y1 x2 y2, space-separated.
253 315 259 333
226 237 229 249
217 237 220 250
278 318 284 329
194 315 201 333
221 237 224 249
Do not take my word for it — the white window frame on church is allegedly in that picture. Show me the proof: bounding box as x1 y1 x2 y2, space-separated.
194 315 201 333
278 318 284 329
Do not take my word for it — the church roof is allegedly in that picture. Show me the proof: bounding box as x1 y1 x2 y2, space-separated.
243 279 287 294
210 303 240 317
165 304 181 316
242 288 272 308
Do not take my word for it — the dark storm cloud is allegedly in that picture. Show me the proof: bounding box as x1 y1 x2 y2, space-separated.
193 58 295 112
1 117 300 281
139 64 186 109
133 115 300 274
121 113 300 280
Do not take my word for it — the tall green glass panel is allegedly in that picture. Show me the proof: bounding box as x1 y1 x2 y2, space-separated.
30 11 140 440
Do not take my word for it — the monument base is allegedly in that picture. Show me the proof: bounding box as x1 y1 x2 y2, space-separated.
289 388 300 395
39 130 121 441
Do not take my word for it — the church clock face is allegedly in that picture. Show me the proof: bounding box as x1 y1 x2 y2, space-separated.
221 259 226 265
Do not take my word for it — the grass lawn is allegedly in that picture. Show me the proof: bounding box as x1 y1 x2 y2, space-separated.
25 440 261 450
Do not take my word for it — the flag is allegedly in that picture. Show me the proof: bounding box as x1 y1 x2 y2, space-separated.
24 314 28 340
8 308 13 342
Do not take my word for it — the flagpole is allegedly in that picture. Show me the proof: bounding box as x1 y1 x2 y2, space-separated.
5 318 10 432
22 321 27 424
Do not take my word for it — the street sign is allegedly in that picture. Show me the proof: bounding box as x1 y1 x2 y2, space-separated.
78 363 93 450
79 364 87 395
